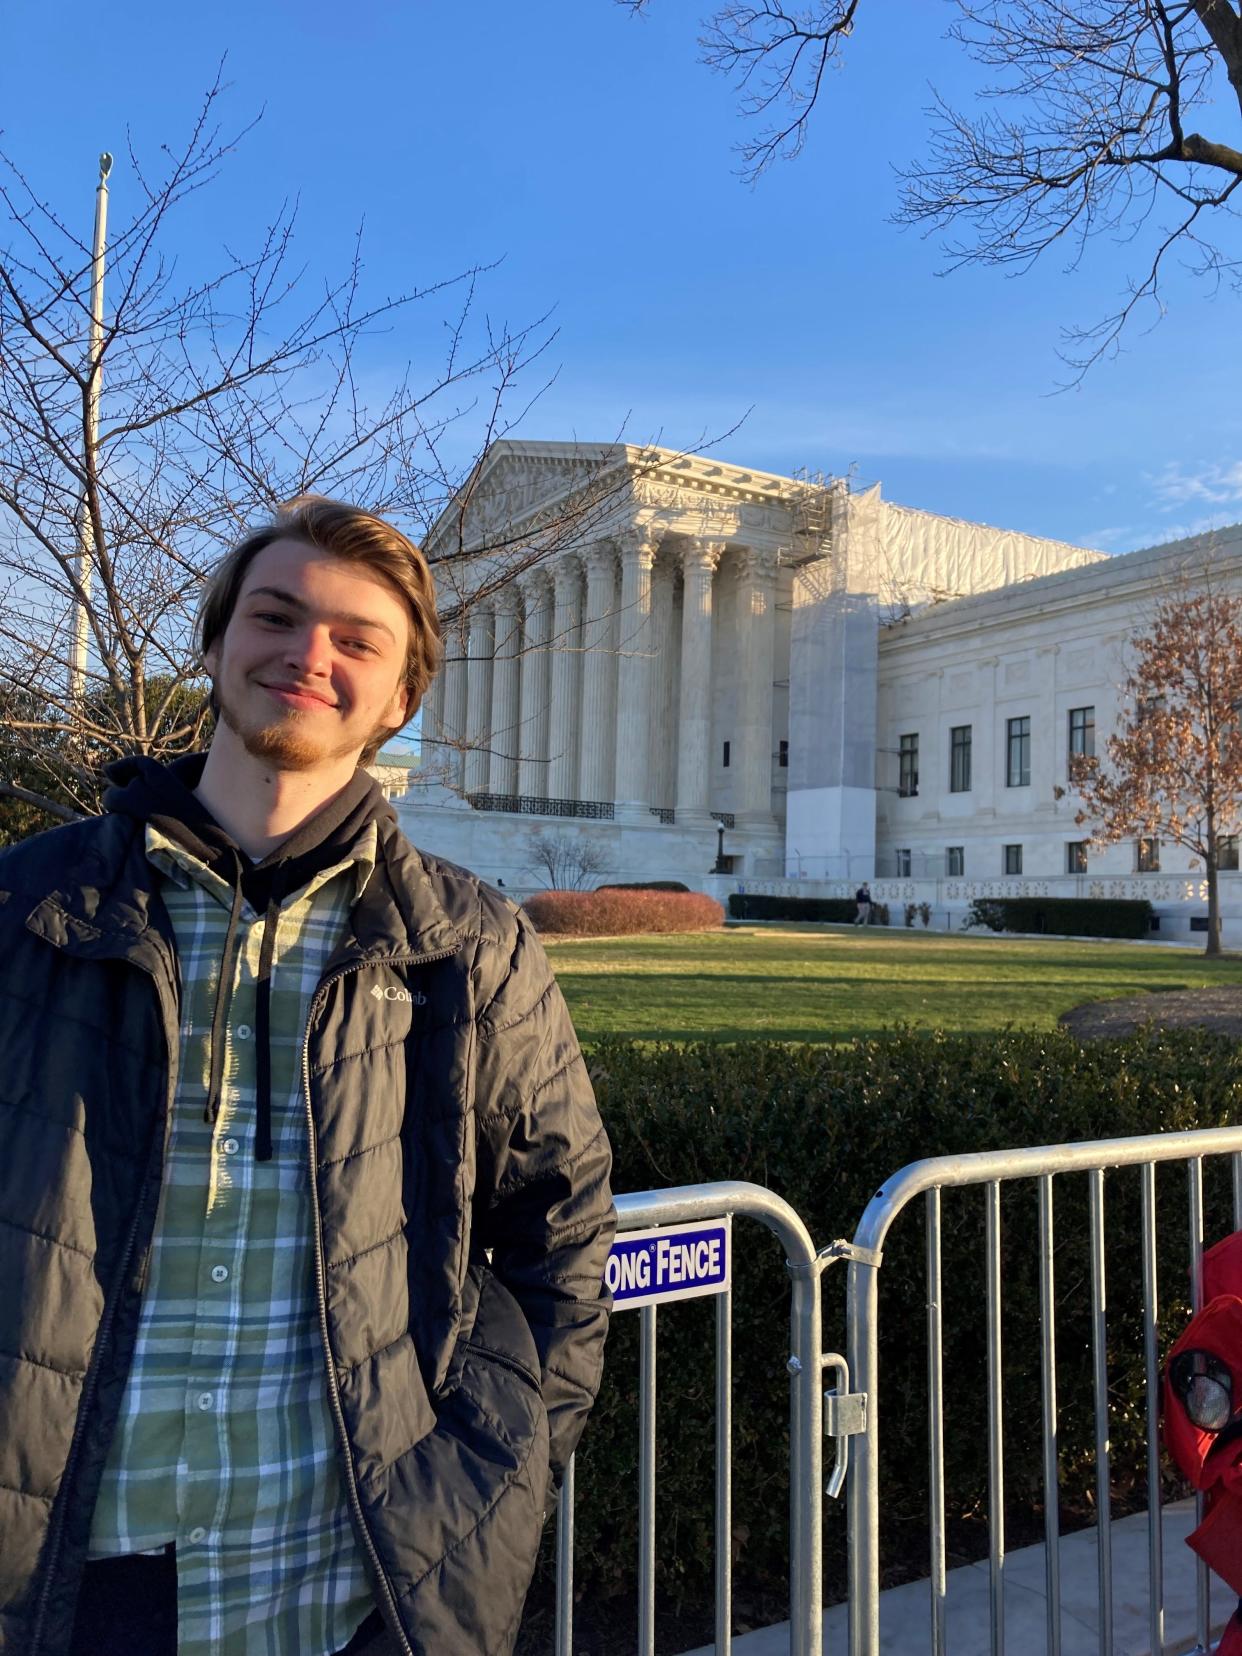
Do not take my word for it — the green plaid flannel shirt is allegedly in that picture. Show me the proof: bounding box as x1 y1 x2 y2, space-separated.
87 822 380 1655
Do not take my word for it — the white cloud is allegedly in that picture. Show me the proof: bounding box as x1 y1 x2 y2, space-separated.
1150 460 1242 508
1155 510 1242 542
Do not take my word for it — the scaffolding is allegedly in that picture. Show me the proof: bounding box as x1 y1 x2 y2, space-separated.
783 469 837 570
772 471 843 689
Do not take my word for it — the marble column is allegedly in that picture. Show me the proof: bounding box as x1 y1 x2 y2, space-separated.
1034 644 1060 824
440 617 469 789
975 656 999 820
736 546 779 824
462 605 494 796
613 530 658 821
648 556 679 811
488 591 521 796
602 560 621 800
419 660 443 772
546 559 582 801
517 573 553 799
577 544 618 804
675 540 724 824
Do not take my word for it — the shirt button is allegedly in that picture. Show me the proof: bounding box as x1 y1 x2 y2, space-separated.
188 1526 208 1544
196 1392 214 1412
235 1024 253 1040
210 1265 229 1283
222 1138 239 1155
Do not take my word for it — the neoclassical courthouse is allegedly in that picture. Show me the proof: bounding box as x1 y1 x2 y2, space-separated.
391 441 1242 942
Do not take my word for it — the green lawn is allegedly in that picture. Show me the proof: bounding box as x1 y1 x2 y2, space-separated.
542 923 1242 1043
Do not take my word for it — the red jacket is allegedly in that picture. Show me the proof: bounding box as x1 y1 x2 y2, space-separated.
1163 1231 1242 1652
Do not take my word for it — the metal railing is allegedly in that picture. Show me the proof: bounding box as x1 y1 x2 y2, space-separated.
466 792 616 820
554 1181 828 1656
843 1125 1242 1656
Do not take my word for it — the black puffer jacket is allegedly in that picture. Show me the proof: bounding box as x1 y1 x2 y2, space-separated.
0 806 614 1655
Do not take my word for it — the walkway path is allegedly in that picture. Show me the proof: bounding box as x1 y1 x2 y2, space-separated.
681 1500 1234 1655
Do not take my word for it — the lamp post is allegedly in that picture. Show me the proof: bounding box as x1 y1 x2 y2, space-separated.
712 819 727 874
69 151 112 705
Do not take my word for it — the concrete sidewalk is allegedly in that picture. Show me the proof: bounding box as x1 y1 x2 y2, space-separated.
681 1500 1235 1655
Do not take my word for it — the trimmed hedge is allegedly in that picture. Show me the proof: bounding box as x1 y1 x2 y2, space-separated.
545 1030 1242 1621
597 881 691 892
524 888 724 936
728 893 892 925
967 896 1155 938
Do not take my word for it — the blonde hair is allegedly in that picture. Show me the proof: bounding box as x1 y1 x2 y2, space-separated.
198 497 441 763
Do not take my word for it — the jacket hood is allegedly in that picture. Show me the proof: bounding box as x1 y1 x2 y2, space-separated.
102 753 396 890
103 752 398 1162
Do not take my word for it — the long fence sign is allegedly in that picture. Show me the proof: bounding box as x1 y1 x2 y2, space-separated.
604 1217 731 1309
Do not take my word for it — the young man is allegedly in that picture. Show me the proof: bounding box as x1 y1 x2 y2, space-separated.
854 882 872 925
0 499 615 1656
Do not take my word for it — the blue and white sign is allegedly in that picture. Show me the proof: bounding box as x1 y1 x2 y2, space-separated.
605 1219 731 1311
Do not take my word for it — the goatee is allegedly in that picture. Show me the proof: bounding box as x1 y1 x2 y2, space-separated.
218 698 347 772
213 682 398 771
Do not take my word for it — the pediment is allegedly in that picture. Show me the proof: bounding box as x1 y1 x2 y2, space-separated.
424 443 634 557
471 453 605 530
422 440 817 558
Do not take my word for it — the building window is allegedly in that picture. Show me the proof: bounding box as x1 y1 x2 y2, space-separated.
898 733 919 797
1066 841 1087 874
894 848 912 877
1006 717 1031 788
1138 693 1167 722
778 739 788 768
722 740 730 768
1136 837 1160 873
1219 834 1240 872
950 725 972 793
1004 844 1023 875
1068 706 1095 769
946 846 964 877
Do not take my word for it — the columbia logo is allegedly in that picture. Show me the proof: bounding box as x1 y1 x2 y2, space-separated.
369 984 427 1005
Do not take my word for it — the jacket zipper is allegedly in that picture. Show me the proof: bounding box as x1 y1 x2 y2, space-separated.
301 949 456 1656
31 973 179 1656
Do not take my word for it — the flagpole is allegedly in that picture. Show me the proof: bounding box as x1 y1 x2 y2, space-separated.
69 150 111 703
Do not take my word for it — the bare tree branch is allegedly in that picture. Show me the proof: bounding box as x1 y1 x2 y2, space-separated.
0 781 81 822
618 0 861 179
624 0 1242 368
0 79 750 836
0 82 572 823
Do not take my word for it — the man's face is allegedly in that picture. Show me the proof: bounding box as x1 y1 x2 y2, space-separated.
205 537 411 772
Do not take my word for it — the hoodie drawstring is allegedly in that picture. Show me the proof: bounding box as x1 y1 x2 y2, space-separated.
205 853 283 1164
253 874 286 1164
205 850 245 1132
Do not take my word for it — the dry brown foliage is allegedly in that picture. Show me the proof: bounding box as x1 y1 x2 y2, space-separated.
1068 575 1242 954
523 888 725 937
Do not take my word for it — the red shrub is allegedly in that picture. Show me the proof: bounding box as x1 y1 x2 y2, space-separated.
523 888 725 937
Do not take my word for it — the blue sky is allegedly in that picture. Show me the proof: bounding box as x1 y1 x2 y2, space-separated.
4 0 1241 553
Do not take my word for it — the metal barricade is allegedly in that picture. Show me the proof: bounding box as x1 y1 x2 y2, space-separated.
843 1124 1242 1656
554 1180 829 1656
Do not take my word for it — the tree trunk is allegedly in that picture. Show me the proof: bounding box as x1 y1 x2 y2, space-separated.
1206 853 1222 956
